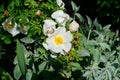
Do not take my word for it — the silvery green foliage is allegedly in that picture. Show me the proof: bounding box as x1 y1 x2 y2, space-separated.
81 16 120 80
71 1 120 80
82 15 120 80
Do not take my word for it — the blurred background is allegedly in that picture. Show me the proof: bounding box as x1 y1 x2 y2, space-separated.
64 0 120 32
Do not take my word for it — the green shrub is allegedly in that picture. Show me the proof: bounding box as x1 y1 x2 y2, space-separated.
0 0 120 80
97 0 120 25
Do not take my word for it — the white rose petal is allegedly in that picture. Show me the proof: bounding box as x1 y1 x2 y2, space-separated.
51 54 57 58
69 20 79 32
42 43 48 50
61 43 72 55
51 10 70 26
64 31 73 42
43 20 57 36
8 23 20 37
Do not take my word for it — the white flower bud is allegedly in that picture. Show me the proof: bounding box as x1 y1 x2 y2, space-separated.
69 20 79 32
56 0 65 9
36 10 43 16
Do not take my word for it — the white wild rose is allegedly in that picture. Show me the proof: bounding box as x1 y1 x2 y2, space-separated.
43 27 72 56
2 18 20 37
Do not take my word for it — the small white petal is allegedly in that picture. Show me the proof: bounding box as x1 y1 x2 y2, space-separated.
62 43 72 52
42 43 48 50
57 27 66 34
56 17 65 24
64 31 73 42
44 20 56 26
7 23 20 37
51 54 57 58
60 50 65 55
51 10 64 18
60 43 72 55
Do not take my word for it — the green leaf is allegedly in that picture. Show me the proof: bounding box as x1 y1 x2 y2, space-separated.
87 40 98 45
38 61 47 73
92 49 100 63
93 18 102 30
16 40 27 77
8 1 15 12
26 69 33 80
24 0 38 8
100 55 107 62
20 37 34 44
4 37 11 44
117 46 120 50
0 66 13 80
71 1 76 11
103 24 111 31
83 71 92 77
0 3 4 12
86 15 92 27
62 70 71 78
69 62 80 67
13 56 18 65
14 0 20 7
77 49 90 57
99 42 111 51
69 62 81 71
106 69 112 80
114 77 120 80
71 1 80 12
75 13 84 22
13 65 22 80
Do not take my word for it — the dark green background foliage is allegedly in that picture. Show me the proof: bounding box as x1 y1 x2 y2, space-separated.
97 0 120 30
64 0 120 31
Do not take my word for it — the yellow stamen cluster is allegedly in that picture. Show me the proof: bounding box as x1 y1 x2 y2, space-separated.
54 35 64 45
6 23 14 29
